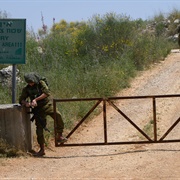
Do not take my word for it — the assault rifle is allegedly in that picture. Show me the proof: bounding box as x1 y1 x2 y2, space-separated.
29 107 50 133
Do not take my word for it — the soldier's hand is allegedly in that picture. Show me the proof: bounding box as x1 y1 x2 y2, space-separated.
25 102 31 107
32 99 37 107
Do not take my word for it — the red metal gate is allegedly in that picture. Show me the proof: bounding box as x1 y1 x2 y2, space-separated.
53 94 180 147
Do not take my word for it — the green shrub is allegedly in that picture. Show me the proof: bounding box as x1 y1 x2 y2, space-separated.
1 11 175 130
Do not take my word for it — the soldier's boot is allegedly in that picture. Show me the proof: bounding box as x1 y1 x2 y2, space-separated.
57 132 68 143
34 144 45 157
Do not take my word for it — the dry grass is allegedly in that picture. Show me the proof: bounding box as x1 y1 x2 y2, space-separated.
0 138 25 158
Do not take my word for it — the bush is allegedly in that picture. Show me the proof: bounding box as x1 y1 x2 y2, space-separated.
1 12 175 130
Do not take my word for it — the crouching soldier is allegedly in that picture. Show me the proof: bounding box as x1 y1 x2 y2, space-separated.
19 72 67 156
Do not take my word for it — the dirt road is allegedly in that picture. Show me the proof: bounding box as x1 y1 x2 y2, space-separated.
0 50 180 179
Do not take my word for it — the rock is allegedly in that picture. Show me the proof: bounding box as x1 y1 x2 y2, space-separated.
0 65 20 87
174 19 180 24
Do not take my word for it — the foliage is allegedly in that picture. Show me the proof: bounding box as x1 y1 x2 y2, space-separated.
0 138 24 157
0 84 11 103
139 119 154 140
154 8 180 36
167 8 180 24
74 13 137 59
0 11 176 131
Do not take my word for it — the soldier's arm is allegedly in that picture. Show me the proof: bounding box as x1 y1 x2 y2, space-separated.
31 80 50 106
19 87 29 106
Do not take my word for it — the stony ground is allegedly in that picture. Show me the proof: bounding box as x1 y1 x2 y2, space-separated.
0 50 180 179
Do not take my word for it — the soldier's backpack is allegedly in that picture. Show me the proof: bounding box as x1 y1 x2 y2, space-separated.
33 72 49 87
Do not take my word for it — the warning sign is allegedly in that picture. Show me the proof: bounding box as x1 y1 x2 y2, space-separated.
0 19 26 64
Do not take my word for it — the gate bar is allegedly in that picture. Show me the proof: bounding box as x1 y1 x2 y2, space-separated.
58 139 180 147
153 97 157 141
103 99 107 144
108 94 180 100
159 117 180 141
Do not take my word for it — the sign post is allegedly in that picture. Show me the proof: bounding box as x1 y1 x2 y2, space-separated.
0 19 26 103
12 64 17 103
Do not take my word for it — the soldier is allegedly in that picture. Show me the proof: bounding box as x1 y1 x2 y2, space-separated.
19 72 67 156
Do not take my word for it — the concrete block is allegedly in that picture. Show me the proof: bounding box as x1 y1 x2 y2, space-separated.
0 104 32 151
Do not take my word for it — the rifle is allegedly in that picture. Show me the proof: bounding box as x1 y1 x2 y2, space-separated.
29 107 50 133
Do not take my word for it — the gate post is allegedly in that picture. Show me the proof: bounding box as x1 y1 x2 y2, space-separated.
103 99 107 143
153 97 157 141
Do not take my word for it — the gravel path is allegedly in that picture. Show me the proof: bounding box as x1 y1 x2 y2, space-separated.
0 50 180 179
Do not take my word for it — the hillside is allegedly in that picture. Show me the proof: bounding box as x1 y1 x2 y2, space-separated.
0 50 180 179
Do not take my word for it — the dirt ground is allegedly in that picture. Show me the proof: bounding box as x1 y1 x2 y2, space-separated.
0 50 180 179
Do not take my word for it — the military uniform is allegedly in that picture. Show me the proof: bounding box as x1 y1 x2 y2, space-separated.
19 73 65 148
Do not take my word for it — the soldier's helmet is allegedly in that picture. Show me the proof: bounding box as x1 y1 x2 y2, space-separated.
24 72 40 84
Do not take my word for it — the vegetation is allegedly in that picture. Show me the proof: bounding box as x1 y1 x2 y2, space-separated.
0 138 25 157
140 119 154 140
0 9 179 143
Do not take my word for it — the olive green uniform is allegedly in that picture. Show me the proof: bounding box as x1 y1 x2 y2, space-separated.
19 79 64 145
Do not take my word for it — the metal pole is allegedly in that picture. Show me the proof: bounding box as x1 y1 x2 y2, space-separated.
53 99 58 147
103 99 107 144
153 97 157 141
12 64 16 103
